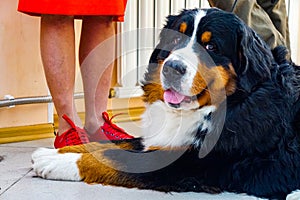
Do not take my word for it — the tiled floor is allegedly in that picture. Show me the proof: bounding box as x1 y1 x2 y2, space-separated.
0 122 263 200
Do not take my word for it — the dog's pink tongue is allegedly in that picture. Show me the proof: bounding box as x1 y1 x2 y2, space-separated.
164 90 185 104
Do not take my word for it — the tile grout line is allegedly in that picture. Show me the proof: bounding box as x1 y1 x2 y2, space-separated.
0 168 33 196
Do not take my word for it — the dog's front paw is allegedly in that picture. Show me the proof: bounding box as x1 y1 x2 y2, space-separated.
32 147 82 181
287 190 300 200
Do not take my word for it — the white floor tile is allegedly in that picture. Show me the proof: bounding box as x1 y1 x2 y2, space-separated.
0 146 34 195
1 170 260 200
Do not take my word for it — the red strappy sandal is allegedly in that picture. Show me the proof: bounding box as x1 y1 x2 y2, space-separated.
89 112 134 141
54 114 90 148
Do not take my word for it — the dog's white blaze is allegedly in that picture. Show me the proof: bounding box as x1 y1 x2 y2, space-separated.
189 10 206 47
162 10 207 95
32 148 82 181
141 101 215 149
182 10 207 93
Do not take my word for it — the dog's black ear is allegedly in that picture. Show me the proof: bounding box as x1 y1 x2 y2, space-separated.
236 23 273 92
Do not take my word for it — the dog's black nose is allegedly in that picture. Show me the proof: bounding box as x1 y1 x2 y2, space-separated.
162 60 186 77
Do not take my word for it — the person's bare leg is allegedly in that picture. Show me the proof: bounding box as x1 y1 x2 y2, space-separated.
40 15 82 135
79 16 115 135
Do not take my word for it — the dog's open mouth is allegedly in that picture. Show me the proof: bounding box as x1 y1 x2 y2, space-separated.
163 89 197 108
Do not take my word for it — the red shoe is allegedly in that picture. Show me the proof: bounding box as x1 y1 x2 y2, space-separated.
54 114 90 148
89 112 134 141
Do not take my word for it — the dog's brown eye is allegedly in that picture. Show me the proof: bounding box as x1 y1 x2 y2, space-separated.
205 43 216 51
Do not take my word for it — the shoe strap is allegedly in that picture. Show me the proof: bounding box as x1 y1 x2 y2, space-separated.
102 112 127 133
63 114 89 143
54 114 77 136
62 114 77 129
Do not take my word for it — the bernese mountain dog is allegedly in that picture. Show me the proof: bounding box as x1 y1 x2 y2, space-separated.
32 8 300 200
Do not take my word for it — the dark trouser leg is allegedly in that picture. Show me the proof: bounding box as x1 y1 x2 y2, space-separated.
207 0 288 51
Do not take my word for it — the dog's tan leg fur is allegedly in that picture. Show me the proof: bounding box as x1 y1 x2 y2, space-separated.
58 141 136 154
76 151 143 187
58 142 107 154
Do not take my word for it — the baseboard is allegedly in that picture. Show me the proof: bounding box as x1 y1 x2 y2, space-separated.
0 107 145 144
0 124 55 144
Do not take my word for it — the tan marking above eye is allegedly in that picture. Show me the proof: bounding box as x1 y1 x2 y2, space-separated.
179 22 188 33
201 31 212 43
158 60 164 65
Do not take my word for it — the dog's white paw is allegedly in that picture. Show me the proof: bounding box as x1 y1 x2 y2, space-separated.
31 147 58 160
286 190 300 200
32 148 82 181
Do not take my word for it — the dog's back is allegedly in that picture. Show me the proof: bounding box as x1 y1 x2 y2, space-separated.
272 46 300 134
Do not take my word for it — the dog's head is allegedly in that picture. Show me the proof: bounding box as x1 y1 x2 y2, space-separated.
143 8 273 110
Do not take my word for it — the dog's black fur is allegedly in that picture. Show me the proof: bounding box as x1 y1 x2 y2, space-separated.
133 8 300 199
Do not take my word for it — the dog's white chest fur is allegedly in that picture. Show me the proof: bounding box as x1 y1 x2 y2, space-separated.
141 101 216 149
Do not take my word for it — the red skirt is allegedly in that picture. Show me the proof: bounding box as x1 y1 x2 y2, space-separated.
18 0 127 21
